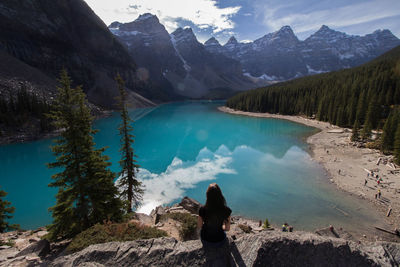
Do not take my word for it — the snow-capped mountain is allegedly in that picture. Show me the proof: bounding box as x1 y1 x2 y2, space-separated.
205 25 400 81
110 14 256 99
110 14 399 93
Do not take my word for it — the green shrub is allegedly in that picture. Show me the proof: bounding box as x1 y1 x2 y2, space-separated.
67 221 167 253
238 224 252 233
161 213 197 240
263 219 270 229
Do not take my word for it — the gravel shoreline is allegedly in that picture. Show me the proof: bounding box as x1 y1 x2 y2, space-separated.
219 106 400 240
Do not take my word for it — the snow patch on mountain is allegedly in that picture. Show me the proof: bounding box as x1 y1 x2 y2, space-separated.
306 65 327 74
170 35 191 73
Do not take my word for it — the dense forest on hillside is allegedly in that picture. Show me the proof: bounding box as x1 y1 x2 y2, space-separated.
227 45 400 158
0 88 52 136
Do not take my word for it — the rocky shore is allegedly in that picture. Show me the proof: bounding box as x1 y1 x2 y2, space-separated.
219 106 400 238
1 197 399 266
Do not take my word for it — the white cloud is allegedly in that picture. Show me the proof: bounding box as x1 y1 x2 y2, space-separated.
116 145 236 214
257 0 400 37
84 0 241 33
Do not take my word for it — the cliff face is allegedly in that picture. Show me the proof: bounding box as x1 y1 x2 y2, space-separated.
0 0 153 108
110 15 258 99
49 231 400 267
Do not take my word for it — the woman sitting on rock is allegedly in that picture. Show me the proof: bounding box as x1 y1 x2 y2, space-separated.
198 183 231 246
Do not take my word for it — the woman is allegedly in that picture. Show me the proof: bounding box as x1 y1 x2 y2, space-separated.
198 183 231 245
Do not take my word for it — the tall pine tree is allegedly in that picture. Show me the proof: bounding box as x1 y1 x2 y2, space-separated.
365 97 380 129
47 70 123 240
351 120 360 142
394 122 400 165
115 74 144 213
0 189 19 233
381 109 398 153
361 121 372 141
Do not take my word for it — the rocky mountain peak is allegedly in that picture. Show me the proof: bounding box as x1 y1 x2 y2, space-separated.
137 13 158 22
277 25 295 35
223 36 239 52
253 25 299 49
225 36 238 46
370 29 398 39
171 27 198 44
274 25 298 42
204 37 221 47
319 25 332 32
317 25 346 36
117 13 165 34
306 25 348 43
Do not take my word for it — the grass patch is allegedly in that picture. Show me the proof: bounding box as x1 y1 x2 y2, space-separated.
160 213 197 241
67 221 167 253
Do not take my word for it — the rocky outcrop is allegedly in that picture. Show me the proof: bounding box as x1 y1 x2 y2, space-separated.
49 231 400 266
178 196 201 214
1 198 399 266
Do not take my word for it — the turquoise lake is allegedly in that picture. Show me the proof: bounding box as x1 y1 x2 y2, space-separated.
0 102 384 232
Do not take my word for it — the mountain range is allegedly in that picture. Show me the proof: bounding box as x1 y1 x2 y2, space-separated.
110 14 400 90
0 1 399 108
109 14 256 99
205 25 400 81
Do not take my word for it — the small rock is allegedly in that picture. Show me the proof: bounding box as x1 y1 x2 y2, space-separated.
0 245 11 250
26 255 40 261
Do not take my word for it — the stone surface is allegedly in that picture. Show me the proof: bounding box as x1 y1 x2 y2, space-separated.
179 196 201 214
48 231 400 266
132 213 153 226
150 206 166 224
16 239 50 257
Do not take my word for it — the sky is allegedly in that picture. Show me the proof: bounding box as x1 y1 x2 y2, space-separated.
84 0 400 44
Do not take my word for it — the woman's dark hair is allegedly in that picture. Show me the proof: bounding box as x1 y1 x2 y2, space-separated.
205 183 227 210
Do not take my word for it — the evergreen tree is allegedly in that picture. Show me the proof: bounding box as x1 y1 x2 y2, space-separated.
355 91 367 125
0 189 19 233
361 121 372 141
381 109 398 153
351 120 360 142
47 70 123 240
394 122 400 165
365 97 380 129
115 74 144 213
